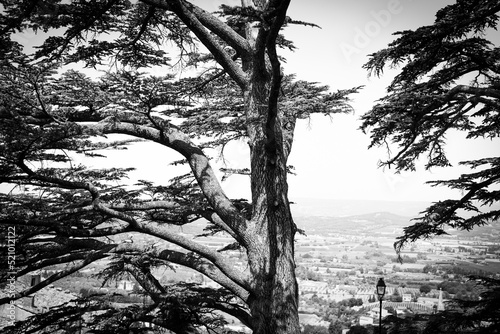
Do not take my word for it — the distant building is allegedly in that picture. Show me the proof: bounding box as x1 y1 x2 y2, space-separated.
299 313 330 327
116 279 135 291
30 274 42 287
437 289 445 311
359 315 373 326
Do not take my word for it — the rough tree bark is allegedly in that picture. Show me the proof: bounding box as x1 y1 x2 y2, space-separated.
165 0 301 331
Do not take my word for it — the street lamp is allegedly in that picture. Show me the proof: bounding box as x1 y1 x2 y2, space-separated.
376 278 386 334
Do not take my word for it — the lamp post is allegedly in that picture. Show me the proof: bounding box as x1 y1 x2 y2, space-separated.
376 278 386 334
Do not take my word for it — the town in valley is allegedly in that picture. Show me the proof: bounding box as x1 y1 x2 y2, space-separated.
2 199 499 333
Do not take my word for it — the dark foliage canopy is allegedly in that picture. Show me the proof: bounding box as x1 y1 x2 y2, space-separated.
368 2 500 332
361 0 500 254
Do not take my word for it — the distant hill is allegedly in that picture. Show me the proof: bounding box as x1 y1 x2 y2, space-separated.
290 197 430 218
163 198 499 240
290 198 500 239
294 211 412 236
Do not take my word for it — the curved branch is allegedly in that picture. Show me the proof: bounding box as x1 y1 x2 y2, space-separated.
111 244 250 311
156 249 250 301
7 157 249 296
9 112 251 250
87 117 250 246
87 199 250 295
134 219 250 294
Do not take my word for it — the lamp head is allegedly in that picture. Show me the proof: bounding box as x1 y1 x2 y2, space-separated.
376 277 386 300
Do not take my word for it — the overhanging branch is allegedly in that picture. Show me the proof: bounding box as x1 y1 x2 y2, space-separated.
86 117 251 246
156 249 250 301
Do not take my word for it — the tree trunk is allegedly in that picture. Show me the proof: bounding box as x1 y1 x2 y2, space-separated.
244 69 300 333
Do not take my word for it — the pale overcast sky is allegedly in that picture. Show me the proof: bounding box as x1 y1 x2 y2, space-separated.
278 0 500 203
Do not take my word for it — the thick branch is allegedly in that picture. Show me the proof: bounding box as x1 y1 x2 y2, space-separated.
84 198 250 294
200 210 240 241
135 219 250 294
87 118 250 245
140 0 248 88
265 0 290 159
123 264 166 303
11 146 250 296
448 84 500 100
3 216 130 238
16 250 104 277
156 249 250 301
110 200 181 211
184 2 252 57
